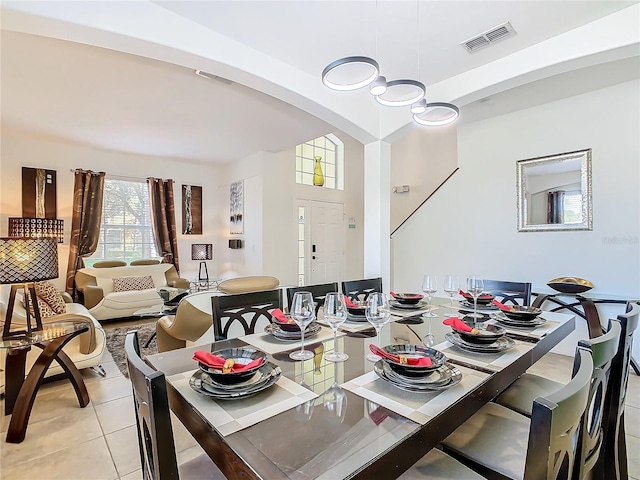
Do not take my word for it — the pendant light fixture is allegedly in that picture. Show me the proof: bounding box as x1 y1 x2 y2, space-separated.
413 102 460 126
320 1 458 126
322 56 380 91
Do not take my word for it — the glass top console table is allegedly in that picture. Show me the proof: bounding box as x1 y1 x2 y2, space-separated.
1 320 91 443
532 289 639 374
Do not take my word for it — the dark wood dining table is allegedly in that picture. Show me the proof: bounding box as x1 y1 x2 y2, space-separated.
145 304 575 480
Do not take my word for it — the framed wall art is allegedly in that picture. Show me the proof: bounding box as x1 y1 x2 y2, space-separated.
182 184 202 234
22 167 57 219
230 180 244 234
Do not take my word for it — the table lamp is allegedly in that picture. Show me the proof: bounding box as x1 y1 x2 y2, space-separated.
8 217 64 243
191 244 213 283
0 237 59 339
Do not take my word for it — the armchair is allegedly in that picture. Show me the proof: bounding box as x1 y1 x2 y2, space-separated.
156 275 281 352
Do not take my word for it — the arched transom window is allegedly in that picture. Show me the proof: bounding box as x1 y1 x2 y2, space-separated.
295 134 344 190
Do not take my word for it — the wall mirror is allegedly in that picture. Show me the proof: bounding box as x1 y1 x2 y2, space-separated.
516 148 592 232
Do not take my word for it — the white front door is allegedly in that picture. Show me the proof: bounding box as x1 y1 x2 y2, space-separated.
310 201 345 284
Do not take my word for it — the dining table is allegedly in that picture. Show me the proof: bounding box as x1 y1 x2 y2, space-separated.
145 297 575 480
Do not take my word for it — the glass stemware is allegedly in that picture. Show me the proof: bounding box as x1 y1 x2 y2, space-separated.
423 317 435 347
289 291 315 361
365 292 391 362
323 382 348 424
324 292 349 363
443 275 460 318
466 276 485 324
421 274 438 318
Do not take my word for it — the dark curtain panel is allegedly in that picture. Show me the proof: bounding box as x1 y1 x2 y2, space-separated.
65 170 106 295
148 177 180 273
547 190 565 224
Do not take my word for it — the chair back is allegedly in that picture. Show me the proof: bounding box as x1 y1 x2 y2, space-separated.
212 289 282 340
483 280 532 306
601 301 639 480
125 331 179 480
341 277 383 303
573 321 621 479
286 282 338 315
523 348 593 480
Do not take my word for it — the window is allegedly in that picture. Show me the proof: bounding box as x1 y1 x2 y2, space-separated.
295 134 343 190
297 207 306 286
87 178 158 265
563 190 583 224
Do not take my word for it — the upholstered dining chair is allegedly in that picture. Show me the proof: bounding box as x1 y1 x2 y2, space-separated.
436 348 594 480
482 280 532 306
495 320 621 479
286 282 338 315
211 289 282 340
602 302 639 480
125 331 224 479
341 277 383 303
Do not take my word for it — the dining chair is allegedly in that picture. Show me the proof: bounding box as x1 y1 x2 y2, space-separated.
341 277 383 303
398 448 488 479
438 347 594 480
211 289 282 340
495 319 621 479
482 280 532 306
286 282 338 315
125 330 224 479
601 301 639 480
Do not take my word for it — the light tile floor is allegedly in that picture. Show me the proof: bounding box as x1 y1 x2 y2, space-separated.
0 351 638 479
0 349 211 480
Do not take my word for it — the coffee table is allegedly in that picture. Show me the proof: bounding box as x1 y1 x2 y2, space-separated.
1 320 91 443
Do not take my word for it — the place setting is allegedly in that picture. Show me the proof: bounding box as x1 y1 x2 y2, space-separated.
165 344 318 437
341 342 488 426
489 299 546 327
189 347 281 400
369 344 462 392
442 317 516 353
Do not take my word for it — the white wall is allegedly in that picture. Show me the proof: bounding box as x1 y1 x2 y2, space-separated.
0 127 220 290
392 79 640 356
209 130 365 286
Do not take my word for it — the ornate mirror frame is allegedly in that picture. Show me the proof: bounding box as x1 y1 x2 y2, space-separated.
517 148 592 232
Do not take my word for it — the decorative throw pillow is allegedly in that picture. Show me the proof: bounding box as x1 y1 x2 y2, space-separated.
24 294 57 318
113 275 156 292
35 280 67 314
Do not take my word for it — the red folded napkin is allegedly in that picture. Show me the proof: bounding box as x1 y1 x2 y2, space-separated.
491 299 512 311
459 290 492 300
193 351 264 372
369 345 433 366
344 296 358 308
443 317 474 333
271 308 294 324
390 291 421 299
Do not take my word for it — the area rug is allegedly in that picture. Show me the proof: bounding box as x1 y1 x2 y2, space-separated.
105 322 158 377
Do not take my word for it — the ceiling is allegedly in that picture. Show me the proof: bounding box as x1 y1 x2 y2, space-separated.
1 1 638 164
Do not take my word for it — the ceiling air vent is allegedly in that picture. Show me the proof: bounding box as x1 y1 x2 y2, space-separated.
461 22 516 53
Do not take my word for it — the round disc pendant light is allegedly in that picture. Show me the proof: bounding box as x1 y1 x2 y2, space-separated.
413 102 460 126
322 56 380 91
374 79 426 107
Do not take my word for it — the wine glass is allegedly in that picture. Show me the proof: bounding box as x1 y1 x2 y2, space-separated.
466 276 485 324
443 275 460 318
324 293 349 363
323 382 348 424
365 292 391 362
421 274 438 318
423 317 435 347
289 291 315 361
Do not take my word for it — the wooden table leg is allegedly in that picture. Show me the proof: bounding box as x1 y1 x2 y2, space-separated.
577 297 604 338
6 333 89 443
4 347 29 415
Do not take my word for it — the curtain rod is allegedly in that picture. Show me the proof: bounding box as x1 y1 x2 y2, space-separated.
69 169 147 182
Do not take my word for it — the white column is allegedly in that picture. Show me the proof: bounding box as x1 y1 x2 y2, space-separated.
363 141 391 292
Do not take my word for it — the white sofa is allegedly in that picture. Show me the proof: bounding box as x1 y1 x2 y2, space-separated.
75 263 189 321
0 292 106 394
